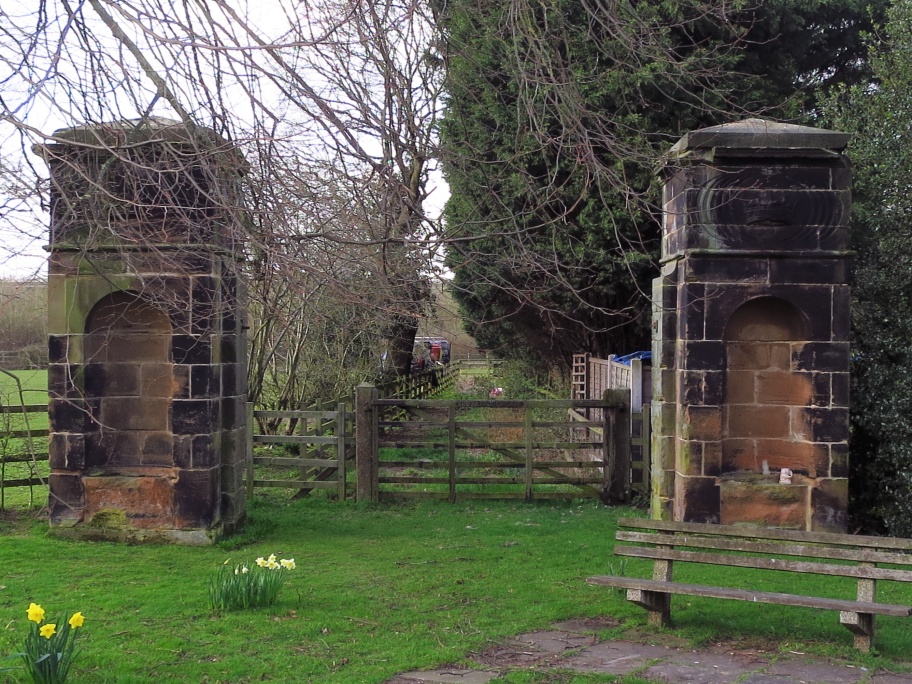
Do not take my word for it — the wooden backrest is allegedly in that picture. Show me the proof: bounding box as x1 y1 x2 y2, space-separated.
615 518 912 582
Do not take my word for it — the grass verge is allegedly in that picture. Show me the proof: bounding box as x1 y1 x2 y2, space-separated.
1 494 911 683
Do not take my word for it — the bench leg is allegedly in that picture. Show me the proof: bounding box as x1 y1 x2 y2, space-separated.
840 611 874 652
627 589 671 627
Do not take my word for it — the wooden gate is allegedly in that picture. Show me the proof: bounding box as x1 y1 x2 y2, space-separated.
246 404 352 499
355 393 631 503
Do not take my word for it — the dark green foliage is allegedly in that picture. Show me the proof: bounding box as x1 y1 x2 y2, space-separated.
825 1 912 536
440 0 886 369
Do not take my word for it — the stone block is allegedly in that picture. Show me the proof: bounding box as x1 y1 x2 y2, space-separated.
49 433 68 469
831 372 849 407
677 439 702 475
769 258 848 285
172 364 191 399
726 342 769 371
221 363 238 396
811 478 848 532
83 475 175 529
684 405 721 441
190 365 217 399
105 335 170 363
683 341 724 371
674 475 720 524
720 479 809 529
726 405 790 439
48 335 70 363
193 434 216 468
173 469 218 528
172 335 211 365
686 257 770 284
48 363 81 399
756 370 813 405
701 441 722 476
697 188 846 229
50 398 86 433
172 435 193 469
681 371 705 404
770 343 791 370
830 443 849 478
48 473 85 524
140 363 175 397
142 432 174 466
724 370 756 404
99 363 142 396
832 286 851 340
221 337 237 364
99 397 170 431
721 437 756 472
805 406 849 443
170 399 215 434
756 438 822 476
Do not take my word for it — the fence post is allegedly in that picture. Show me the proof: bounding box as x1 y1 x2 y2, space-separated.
355 383 379 502
336 402 347 501
245 402 255 495
524 404 534 502
603 389 631 503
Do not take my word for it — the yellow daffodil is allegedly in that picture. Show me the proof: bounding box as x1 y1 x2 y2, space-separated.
267 554 277 564
266 559 279 570
280 559 296 570
255 557 266 567
68 612 85 629
26 603 45 623
39 623 56 639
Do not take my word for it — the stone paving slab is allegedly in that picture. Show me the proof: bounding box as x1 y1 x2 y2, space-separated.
386 668 501 684
385 623 912 684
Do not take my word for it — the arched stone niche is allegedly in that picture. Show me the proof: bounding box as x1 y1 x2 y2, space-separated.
722 297 817 474
84 292 174 469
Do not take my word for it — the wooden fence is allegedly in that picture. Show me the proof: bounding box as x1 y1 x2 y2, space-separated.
246 364 459 496
0 403 49 505
353 388 632 503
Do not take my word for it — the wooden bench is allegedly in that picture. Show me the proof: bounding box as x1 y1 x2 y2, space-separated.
587 518 912 651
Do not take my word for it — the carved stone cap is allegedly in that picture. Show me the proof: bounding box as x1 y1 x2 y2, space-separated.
669 118 851 157
33 117 245 169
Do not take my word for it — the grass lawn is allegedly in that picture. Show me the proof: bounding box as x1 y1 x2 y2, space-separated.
1 493 911 683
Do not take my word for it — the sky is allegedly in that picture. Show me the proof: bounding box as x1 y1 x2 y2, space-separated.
0 0 447 280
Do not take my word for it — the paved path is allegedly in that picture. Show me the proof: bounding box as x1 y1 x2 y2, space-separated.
386 619 912 683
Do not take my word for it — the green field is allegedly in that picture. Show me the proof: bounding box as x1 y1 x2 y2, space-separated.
0 368 47 401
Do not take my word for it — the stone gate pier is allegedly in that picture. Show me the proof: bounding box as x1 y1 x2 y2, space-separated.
650 119 852 532
36 118 248 543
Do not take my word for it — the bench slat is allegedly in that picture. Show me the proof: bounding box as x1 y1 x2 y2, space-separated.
586 576 912 617
615 546 912 582
617 530 912 566
617 518 912 552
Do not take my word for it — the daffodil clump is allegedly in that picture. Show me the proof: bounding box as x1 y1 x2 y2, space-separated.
2 603 85 684
208 554 296 612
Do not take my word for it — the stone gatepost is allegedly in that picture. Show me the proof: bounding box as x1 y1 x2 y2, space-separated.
650 119 851 532
36 117 248 543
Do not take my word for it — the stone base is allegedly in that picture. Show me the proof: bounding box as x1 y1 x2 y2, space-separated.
47 521 220 546
719 477 809 529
